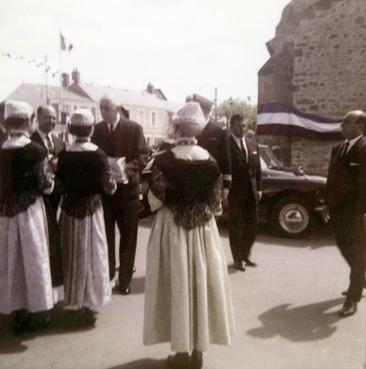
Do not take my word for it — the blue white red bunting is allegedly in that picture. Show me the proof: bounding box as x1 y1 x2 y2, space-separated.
257 103 342 139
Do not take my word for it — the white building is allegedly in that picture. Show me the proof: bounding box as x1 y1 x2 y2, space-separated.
5 69 182 146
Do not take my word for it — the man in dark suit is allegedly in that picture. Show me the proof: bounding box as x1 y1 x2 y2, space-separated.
92 95 148 295
187 94 232 205
325 110 366 317
31 105 65 289
228 114 262 271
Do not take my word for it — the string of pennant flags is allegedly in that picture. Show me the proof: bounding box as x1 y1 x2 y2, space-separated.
0 51 62 78
0 33 74 79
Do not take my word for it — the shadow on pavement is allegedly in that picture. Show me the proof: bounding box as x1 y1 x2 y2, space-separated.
247 297 344 342
107 358 168 369
0 307 99 353
0 314 30 353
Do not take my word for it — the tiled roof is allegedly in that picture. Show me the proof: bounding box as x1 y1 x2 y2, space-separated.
5 83 93 110
72 82 182 112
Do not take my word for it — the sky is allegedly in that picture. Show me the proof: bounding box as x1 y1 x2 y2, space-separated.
0 0 290 105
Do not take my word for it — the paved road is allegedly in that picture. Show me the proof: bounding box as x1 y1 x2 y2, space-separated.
0 217 365 369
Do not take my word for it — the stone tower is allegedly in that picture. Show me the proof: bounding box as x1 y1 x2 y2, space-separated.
257 0 366 174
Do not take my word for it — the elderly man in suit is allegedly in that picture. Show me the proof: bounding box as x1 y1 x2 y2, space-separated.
92 95 148 295
186 94 232 206
325 110 366 317
31 105 65 290
229 114 262 271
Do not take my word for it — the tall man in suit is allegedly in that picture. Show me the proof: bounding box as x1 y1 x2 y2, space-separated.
325 110 366 317
229 114 262 271
186 94 232 206
92 95 148 295
31 105 65 289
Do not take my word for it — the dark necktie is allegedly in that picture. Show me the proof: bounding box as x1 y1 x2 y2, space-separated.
240 139 247 162
339 141 350 160
109 123 114 136
46 135 54 155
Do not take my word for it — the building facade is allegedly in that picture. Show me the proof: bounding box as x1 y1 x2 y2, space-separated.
5 70 181 146
257 0 366 175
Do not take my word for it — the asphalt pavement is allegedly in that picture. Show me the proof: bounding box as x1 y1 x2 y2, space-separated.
0 217 365 369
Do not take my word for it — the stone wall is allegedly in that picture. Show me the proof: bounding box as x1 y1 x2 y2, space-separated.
257 0 366 176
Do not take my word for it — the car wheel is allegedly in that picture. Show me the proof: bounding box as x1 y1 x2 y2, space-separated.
271 196 311 238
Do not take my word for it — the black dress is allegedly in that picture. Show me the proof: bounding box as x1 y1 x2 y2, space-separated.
0 136 56 314
57 144 116 309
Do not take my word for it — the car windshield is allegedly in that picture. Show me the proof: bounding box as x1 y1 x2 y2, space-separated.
259 145 282 169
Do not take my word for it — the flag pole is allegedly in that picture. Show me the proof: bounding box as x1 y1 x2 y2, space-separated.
44 54 49 104
59 29 63 123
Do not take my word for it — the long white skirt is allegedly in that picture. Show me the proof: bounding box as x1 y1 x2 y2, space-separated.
0 197 55 314
143 206 235 352
59 208 111 309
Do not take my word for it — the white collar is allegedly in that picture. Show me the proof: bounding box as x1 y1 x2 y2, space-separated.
2 135 31 149
66 141 98 152
108 113 120 131
347 135 363 146
231 134 248 150
37 128 53 142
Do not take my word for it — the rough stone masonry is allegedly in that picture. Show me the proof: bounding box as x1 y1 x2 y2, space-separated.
257 0 366 175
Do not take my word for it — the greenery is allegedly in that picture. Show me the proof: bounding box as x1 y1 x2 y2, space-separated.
214 98 257 130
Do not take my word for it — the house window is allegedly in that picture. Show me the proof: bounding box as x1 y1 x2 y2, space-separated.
151 112 157 127
138 110 145 125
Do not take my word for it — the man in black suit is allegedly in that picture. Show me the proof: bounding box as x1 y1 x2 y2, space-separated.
92 95 148 295
325 110 366 317
31 105 65 289
187 94 232 206
228 114 261 271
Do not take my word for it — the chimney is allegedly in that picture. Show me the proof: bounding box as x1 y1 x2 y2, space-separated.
147 82 154 94
61 73 70 88
72 68 80 85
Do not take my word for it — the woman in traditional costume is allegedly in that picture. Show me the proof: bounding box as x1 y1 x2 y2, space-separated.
0 100 56 335
143 102 234 369
57 109 116 325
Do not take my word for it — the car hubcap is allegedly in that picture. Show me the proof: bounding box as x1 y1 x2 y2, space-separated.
279 204 309 234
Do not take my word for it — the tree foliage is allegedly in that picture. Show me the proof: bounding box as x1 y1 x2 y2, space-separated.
214 98 257 129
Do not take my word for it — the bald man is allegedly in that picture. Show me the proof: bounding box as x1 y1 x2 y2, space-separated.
92 95 148 295
31 105 65 289
325 110 366 317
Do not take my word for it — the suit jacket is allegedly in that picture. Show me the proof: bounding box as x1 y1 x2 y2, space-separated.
326 136 366 215
31 130 65 287
196 120 231 189
229 135 262 204
31 130 65 157
91 117 148 194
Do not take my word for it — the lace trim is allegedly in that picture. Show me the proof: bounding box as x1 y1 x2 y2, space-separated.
175 137 197 146
61 193 102 218
0 157 53 217
169 176 222 229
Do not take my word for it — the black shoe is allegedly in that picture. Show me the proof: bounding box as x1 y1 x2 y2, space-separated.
234 261 246 272
342 290 348 296
27 314 51 332
13 311 31 336
244 259 257 267
167 353 190 369
120 287 131 295
191 349 203 369
339 300 357 317
78 308 97 326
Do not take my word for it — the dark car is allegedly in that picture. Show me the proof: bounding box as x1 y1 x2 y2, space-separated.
139 144 326 238
257 145 326 237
